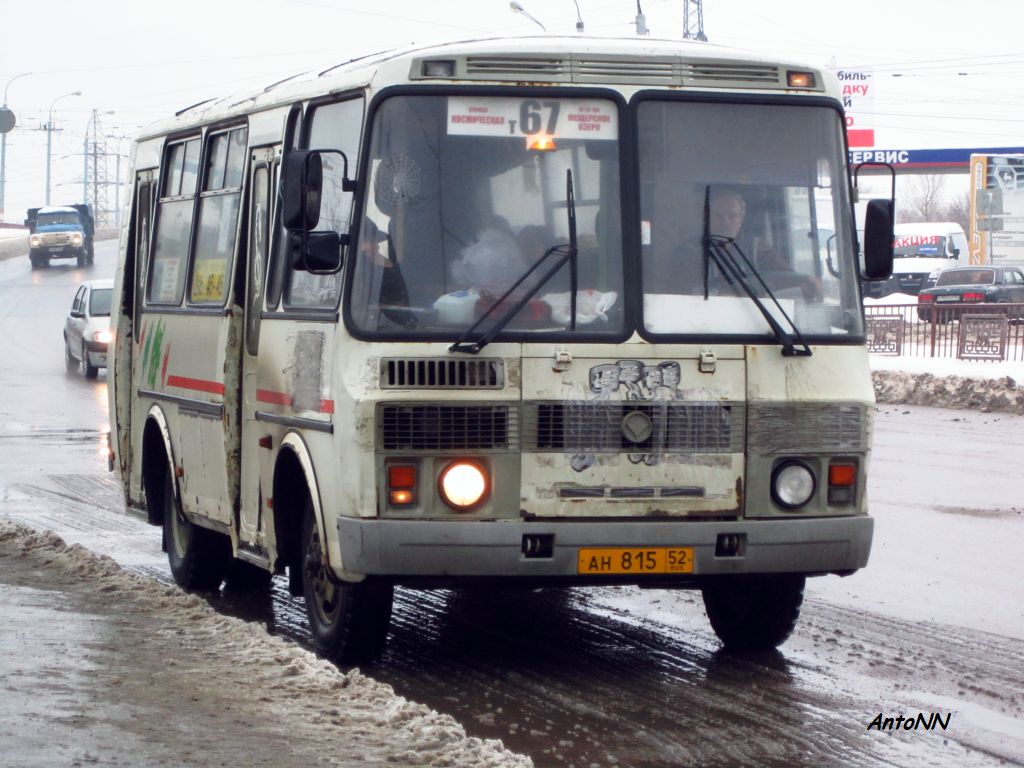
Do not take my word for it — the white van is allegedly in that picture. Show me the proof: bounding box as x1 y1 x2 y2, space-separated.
878 222 969 296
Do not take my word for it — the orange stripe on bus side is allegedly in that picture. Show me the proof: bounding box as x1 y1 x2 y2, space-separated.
165 375 225 395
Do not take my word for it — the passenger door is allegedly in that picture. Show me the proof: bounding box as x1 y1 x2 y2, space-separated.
116 171 155 501
238 146 278 551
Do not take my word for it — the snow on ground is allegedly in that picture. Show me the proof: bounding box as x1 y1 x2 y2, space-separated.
0 518 531 768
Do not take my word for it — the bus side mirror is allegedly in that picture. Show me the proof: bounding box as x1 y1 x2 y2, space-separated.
282 151 323 232
290 231 344 274
862 199 894 281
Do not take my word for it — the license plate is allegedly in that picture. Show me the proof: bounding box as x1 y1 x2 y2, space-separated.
577 547 694 575
935 295 961 302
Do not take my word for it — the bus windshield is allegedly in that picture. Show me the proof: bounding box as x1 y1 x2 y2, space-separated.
637 99 862 340
349 94 625 338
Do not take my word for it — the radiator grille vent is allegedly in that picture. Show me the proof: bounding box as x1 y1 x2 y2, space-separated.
465 56 568 79
379 404 518 451
381 358 503 389
523 401 743 453
748 403 866 455
431 56 784 88
680 62 780 84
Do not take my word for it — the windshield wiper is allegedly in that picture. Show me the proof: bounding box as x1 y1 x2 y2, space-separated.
450 169 579 354
701 188 811 357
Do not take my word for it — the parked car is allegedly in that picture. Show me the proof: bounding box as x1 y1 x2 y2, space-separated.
64 279 114 378
917 265 1024 322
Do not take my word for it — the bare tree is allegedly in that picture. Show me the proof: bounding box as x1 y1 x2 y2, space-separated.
899 175 946 223
943 190 971 234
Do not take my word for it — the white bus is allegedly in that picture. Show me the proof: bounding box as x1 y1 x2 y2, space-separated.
109 35 893 662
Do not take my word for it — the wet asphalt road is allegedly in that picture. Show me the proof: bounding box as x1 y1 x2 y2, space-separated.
0 242 1021 767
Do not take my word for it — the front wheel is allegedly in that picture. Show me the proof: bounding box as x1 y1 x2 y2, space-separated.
82 343 99 379
702 574 805 651
301 500 392 663
64 336 79 372
163 470 230 591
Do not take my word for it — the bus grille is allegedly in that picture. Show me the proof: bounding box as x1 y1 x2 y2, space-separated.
378 404 518 451
380 358 503 389
748 403 867 454
522 401 743 453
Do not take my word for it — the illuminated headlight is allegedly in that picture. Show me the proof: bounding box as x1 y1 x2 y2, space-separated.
94 330 113 344
30 235 42 247
438 460 488 511
771 461 816 509
71 233 83 245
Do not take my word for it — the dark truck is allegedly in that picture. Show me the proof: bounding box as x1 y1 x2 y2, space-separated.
25 204 95 269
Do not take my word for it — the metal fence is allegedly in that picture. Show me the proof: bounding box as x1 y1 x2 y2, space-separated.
863 303 1024 361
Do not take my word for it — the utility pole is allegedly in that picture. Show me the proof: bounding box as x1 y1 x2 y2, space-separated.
1 72 32 222
683 0 708 41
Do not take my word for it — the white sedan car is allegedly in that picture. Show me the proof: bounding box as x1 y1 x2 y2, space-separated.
64 279 114 378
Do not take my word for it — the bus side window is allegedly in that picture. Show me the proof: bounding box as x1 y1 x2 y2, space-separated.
246 163 271 356
148 137 200 305
189 126 248 305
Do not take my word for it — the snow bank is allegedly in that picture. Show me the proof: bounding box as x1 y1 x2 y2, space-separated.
873 370 1024 414
0 519 532 768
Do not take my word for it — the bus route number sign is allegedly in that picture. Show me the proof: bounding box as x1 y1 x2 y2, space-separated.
447 96 617 141
577 547 694 575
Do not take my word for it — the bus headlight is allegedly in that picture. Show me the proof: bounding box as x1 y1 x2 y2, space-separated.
771 461 816 509
438 460 488 511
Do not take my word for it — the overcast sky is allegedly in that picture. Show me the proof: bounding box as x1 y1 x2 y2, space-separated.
3 0 1023 222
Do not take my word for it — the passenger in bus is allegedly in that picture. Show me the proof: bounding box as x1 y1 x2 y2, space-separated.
450 225 527 298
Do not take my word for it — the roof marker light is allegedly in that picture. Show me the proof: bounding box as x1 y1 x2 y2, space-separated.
423 60 456 78
787 71 816 88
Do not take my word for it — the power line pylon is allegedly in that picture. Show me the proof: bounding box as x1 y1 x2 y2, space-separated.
683 0 708 41
83 110 112 228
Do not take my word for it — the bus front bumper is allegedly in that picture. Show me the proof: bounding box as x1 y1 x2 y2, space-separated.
336 515 873 581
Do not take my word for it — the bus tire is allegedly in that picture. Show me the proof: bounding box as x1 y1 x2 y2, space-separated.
163 470 230 591
702 574 805 651
301 499 392 663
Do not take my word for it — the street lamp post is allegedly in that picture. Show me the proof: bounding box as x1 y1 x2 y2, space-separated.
1 72 32 222
45 90 82 206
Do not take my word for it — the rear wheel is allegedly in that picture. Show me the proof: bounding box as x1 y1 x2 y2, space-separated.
301 498 392 663
163 469 230 591
82 342 99 379
702 574 805 651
